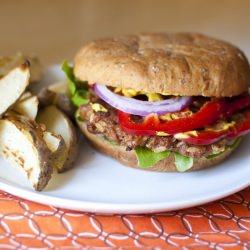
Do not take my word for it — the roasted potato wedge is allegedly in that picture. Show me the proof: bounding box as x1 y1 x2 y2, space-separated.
19 91 33 101
38 81 76 118
49 80 70 94
0 116 53 191
43 131 67 171
12 95 39 120
0 62 30 116
36 105 78 172
0 53 43 83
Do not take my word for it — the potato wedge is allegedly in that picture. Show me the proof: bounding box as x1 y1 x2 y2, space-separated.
0 116 53 191
0 62 30 115
36 105 78 172
38 81 76 118
43 131 67 171
12 95 39 120
19 91 33 102
0 53 43 83
49 81 70 94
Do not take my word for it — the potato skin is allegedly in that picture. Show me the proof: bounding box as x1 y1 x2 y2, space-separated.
43 131 68 172
37 88 56 107
38 88 76 119
59 110 79 173
55 93 76 119
36 105 78 173
3 115 53 191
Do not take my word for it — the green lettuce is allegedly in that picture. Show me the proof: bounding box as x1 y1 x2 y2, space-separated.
227 137 241 148
135 147 194 171
104 137 118 146
75 109 84 121
206 151 224 159
206 137 241 159
62 60 89 107
135 147 170 168
173 152 193 172
71 90 89 107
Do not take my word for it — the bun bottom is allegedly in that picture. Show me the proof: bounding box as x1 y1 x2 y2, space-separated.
78 121 237 172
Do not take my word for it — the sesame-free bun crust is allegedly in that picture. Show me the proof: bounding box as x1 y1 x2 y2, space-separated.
78 121 237 172
74 33 250 97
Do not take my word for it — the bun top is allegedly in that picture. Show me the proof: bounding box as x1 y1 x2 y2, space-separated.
74 33 250 97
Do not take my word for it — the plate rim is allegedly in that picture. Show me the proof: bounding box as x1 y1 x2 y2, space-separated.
0 177 249 214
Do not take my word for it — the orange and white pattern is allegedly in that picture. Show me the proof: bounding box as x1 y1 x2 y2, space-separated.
0 188 249 249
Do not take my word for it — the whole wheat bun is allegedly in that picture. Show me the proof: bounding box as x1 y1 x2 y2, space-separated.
74 33 250 97
78 121 237 172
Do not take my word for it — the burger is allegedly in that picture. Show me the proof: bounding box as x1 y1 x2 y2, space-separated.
63 33 250 172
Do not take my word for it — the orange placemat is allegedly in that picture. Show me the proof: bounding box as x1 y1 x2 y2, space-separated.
0 188 249 249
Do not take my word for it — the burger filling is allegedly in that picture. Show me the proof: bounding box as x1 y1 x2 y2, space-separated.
80 90 227 157
63 61 250 171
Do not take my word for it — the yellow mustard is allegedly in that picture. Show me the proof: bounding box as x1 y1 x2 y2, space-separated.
174 131 199 139
205 121 236 132
114 87 163 101
91 103 108 113
156 131 170 136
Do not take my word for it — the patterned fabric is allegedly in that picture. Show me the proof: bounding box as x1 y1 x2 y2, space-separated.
0 188 249 249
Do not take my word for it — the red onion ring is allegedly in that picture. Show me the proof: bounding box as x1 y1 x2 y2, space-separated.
94 83 192 116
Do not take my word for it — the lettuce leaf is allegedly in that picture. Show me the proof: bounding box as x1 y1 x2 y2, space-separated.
62 60 89 107
135 147 170 168
71 90 89 107
173 152 193 172
206 137 241 159
227 137 241 149
206 151 224 159
62 60 76 94
135 147 194 171
104 137 118 146
75 109 84 121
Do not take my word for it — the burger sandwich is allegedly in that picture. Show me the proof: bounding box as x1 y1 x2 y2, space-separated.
63 33 250 172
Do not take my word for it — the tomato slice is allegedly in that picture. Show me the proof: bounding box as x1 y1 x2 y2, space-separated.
175 130 229 145
174 110 250 145
118 99 226 135
118 94 250 145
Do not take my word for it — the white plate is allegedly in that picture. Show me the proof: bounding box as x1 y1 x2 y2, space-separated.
0 65 249 214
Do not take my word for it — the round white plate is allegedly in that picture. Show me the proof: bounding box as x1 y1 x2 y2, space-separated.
0 65 249 214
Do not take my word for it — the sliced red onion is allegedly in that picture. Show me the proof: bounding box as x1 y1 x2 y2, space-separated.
94 83 192 116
